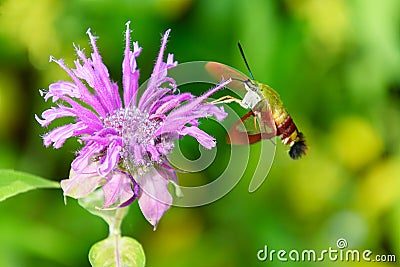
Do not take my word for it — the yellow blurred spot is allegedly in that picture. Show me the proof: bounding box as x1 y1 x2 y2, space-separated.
287 0 349 53
330 116 383 171
0 73 23 137
154 0 192 19
286 151 345 217
0 0 61 68
356 157 400 218
145 209 203 260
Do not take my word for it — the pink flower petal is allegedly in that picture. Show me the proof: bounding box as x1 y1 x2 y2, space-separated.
61 161 105 199
123 21 142 107
102 171 135 208
98 140 121 176
71 142 104 172
86 28 121 112
35 106 75 127
43 121 87 148
46 81 81 102
179 126 216 149
137 167 173 229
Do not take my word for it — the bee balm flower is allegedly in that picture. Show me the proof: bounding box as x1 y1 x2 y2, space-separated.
36 22 230 228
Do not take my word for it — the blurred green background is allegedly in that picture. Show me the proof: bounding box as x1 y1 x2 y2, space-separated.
1 0 399 266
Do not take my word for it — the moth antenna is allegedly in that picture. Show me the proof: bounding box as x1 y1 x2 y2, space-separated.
238 42 255 80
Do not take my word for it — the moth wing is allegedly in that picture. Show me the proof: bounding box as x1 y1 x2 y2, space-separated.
256 99 277 139
205 62 249 95
227 111 261 144
227 99 277 145
206 62 277 143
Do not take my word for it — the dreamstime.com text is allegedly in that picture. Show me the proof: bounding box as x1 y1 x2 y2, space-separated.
257 238 396 263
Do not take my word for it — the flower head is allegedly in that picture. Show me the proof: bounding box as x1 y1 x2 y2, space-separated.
36 22 230 228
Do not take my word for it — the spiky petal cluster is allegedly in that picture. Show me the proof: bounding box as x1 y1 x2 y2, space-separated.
36 22 230 228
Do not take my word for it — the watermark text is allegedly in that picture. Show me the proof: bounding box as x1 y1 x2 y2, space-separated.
257 238 396 263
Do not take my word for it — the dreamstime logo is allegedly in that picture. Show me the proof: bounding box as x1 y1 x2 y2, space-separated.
137 61 276 207
257 238 397 263
336 238 348 249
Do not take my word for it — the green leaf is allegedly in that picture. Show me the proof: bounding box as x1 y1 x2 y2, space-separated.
0 169 60 201
89 236 146 267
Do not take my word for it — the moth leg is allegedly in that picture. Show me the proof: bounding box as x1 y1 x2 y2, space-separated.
210 95 242 105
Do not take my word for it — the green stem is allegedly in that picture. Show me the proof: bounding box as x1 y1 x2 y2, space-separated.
108 206 129 237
